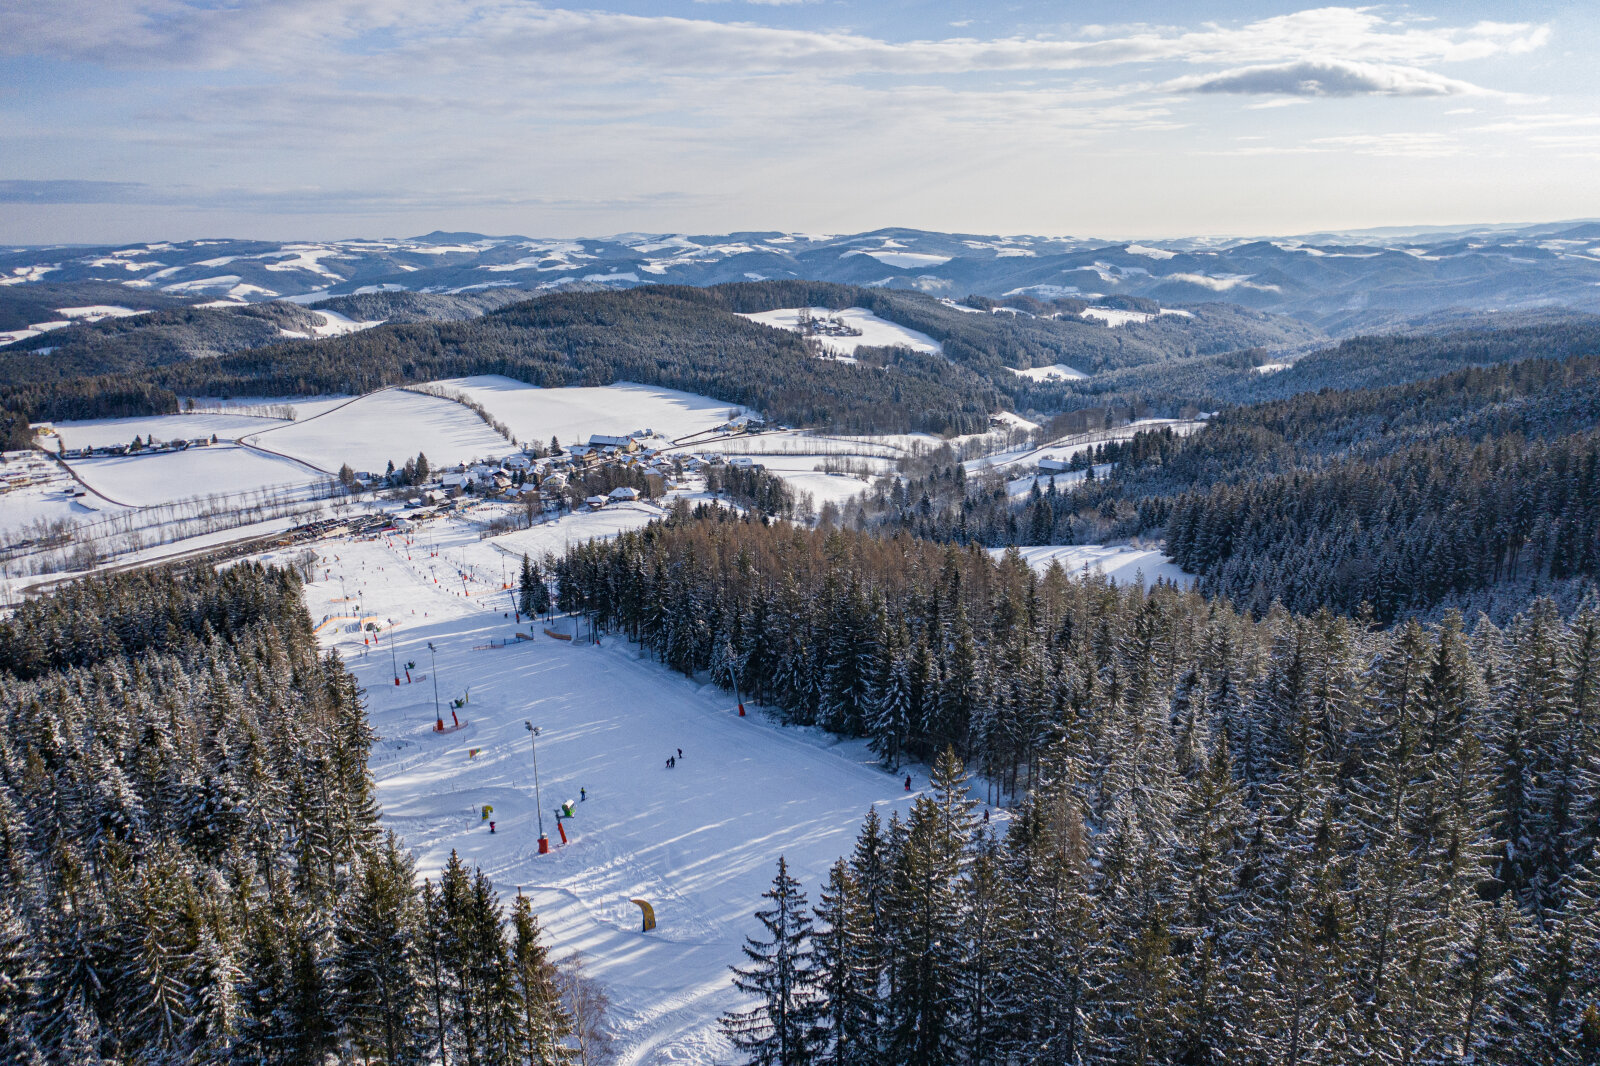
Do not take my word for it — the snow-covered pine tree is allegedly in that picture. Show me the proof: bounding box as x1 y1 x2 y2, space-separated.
722 856 823 1066
954 831 1021 1065
335 831 427 1066
811 859 874 1066
881 751 972 1066
510 892 576 1066
519 554 539 616
868 627 911 771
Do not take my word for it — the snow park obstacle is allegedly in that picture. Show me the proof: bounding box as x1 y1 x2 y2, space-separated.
631 899 657 932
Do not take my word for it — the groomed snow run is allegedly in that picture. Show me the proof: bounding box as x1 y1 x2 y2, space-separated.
737 307 942 358
293 528 934 1064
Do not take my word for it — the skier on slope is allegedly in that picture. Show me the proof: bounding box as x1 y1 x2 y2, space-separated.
904 774 912 791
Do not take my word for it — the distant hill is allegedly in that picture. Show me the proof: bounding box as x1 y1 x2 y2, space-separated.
3 220 1598 333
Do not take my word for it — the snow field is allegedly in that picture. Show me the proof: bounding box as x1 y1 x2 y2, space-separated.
993 543 1194 589
0 454 125 537
430 376 745 446
965 418 1205 477
304 531 929 1064
51 412 293 450
277 309 384 339
736 307 943 357
1006 362 1087 381
490 502 671 560
244 388 509 473
63 444 325 507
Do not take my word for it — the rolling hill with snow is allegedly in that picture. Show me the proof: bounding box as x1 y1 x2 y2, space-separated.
6 220 1600 333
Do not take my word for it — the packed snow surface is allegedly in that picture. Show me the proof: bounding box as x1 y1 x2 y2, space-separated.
994 544 1194 589
63 444 324 507
737 307 942 357
432 376 745 446
1006 363 1087 381
243 389 508 473
293 526 932 1063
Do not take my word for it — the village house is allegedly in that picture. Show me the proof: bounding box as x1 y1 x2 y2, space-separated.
608 486 640 502
588 433 639 453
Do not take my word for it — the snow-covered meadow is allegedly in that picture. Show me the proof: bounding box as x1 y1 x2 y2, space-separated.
737 307 942 358
243 388 509 473
431 376 744 445
991 543 1194 589
1006 362 1087 381
65 444 325 507
52 412 292 450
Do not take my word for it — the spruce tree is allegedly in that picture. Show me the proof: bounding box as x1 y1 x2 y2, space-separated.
722 857 823 1066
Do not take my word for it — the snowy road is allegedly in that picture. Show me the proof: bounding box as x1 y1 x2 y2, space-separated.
299 532 926 1064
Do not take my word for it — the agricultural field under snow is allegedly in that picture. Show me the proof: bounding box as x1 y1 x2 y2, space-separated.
278 521 940 1064
1006 363 1087 382
51 412 292 450
432 376 745 446
992 543 1194 589
64 444 326 508
244 388 509 473
737 307 942 358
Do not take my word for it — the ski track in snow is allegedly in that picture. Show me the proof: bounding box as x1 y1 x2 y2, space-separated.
276 519 936 1064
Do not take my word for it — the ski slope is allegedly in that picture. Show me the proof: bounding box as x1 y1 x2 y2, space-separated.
291 525 931 1064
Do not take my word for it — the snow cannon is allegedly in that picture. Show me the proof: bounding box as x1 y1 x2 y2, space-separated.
481 804 493 820
560 800 576 818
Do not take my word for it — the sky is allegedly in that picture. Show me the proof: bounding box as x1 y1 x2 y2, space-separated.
2 1 1596 244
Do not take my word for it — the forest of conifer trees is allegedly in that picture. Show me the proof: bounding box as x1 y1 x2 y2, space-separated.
557 506 1600 1064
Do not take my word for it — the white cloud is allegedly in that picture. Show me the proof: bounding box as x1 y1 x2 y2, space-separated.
1173 59 1490 97
1310 132 1462 157
0 3 1549 78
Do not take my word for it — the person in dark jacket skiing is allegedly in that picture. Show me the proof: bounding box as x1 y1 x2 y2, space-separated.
904 774 912 791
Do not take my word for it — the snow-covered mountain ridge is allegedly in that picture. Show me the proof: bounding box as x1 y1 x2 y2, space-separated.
7 220 1600 328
